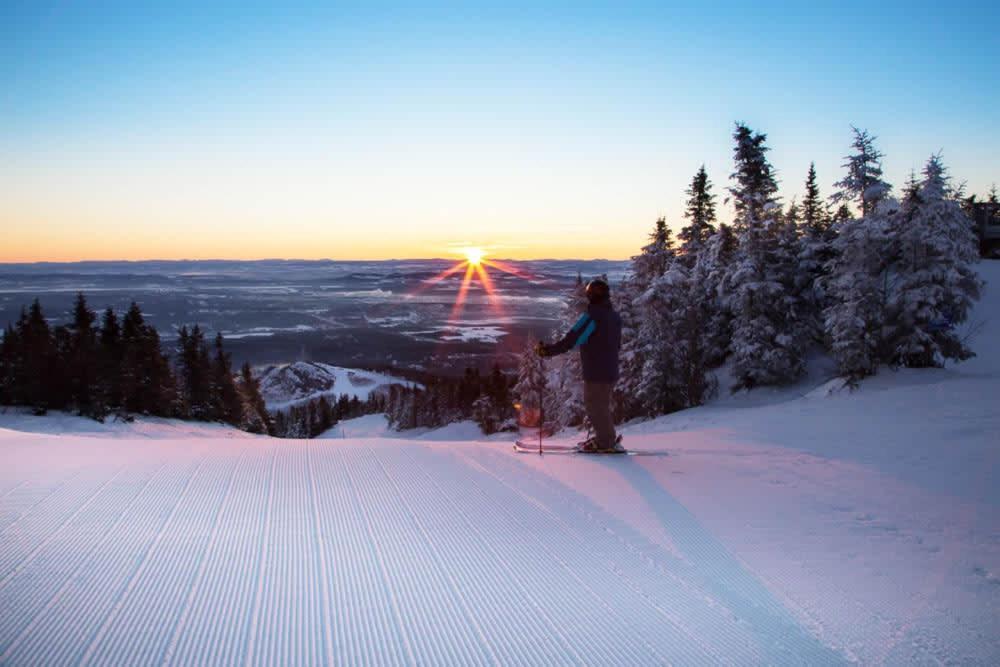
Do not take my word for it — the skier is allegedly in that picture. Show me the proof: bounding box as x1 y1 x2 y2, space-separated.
537 278 623 452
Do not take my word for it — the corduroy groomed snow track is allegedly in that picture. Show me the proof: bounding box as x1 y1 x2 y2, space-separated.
0 436 849 666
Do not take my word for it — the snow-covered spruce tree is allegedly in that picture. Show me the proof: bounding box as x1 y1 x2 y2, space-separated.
678 166 717 266
635 263 688 414
831 126 892 218
823 129 896 381
238 362 272 434
616 219 676 419
512 338 547 418
727 122 806 390
211 333 244 426
691 222 737 367
543 275 589 430
881 155 982 367
612 277 642 420
66 293 100 418
797 163 837 341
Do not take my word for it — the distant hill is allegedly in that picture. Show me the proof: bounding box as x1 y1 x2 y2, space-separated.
257 361 415 410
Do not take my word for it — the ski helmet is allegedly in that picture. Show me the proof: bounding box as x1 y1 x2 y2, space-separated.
585 278 610 303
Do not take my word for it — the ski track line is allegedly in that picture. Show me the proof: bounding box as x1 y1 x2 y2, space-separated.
0 479 28 502
0 458 182 666
0 467 87 537
426 446 686 666
388 444 592 665
460 448 745 665
352 446 495 665
470 448 774 660
482 448 846 665
340 445 420 666
255 444 323 665
305 443 336 667
368 446 504 666
242 443 278 667
77 455 208 667
90 454 236 667
489 448 838 664
317 445 409 665
160 449 245 666
395 444 589 666
0 460 169 662
167 447 272 666
0 465 126 591
400 444 628 666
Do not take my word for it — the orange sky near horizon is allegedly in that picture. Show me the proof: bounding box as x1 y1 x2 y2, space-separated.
0 212 646 264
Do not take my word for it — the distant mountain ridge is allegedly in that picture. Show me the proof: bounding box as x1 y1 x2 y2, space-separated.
258 361 415 410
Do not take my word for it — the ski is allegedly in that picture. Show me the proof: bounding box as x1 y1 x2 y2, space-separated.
512 441 667 457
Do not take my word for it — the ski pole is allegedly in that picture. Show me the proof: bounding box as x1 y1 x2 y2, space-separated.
538 362 544 455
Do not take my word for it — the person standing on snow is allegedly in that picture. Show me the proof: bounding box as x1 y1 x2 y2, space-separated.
536 278 623 452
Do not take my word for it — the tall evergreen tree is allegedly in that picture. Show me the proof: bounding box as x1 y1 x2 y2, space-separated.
694 222 738 366
882 154 982 367
238 362 272 434
211 333 243 425
796 165 839 342
727 122 805 389
97 307 123 413
177 324 213 419
545 277 589 429
832 126 892 217
617 219 676 417
801 163 828 236
66 293 99 416
824 179 899 381
678 165 717 263
513 338 548 431
19 300 57 411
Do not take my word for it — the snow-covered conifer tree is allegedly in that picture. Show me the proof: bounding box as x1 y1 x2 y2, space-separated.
727 122 805 389
694 222 738 366
678 166 717 265
546 277 589 429
798 163 837 340
512 337 548 432
616 219 676 418
832 127 892 217
882 154 982 367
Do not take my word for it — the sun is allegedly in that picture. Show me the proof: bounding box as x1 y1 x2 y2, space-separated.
463 247 484 266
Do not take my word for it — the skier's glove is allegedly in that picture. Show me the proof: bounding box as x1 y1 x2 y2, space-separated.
535 342 550 358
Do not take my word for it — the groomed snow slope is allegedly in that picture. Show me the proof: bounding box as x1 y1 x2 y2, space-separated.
0 263 997 666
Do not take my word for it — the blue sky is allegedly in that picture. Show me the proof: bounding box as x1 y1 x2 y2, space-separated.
2 1 998 260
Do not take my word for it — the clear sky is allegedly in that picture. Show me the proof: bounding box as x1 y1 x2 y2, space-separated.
2 1 998 262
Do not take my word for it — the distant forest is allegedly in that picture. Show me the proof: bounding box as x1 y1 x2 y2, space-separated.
0 294 518 438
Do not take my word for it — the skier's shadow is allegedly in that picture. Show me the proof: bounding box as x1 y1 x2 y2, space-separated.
597 457 846 665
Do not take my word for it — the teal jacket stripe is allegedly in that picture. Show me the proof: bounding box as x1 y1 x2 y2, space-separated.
573 320 597 348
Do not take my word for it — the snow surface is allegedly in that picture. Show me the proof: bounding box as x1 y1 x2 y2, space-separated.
0 262 998 665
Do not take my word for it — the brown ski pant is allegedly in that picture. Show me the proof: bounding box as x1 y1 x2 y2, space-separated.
583 381 617 448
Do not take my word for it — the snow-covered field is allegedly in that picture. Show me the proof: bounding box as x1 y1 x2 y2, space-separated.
1 263 998 665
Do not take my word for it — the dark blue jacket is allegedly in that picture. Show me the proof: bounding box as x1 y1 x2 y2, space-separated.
545 302 622 383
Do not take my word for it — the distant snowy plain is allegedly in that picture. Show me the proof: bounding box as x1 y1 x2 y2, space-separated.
1 263 998 665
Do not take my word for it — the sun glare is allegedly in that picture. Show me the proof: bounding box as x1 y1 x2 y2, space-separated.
464 247 484 266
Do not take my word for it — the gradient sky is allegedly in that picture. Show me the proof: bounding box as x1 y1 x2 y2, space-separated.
2 1 998 262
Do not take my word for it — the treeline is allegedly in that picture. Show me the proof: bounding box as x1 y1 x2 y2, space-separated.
515 124 983 430
0 294 272 433
268 365 516 438
384 365 515 434
272 392 379 438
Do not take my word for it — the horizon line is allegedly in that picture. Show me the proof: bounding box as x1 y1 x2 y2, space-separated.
0 256 628 266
